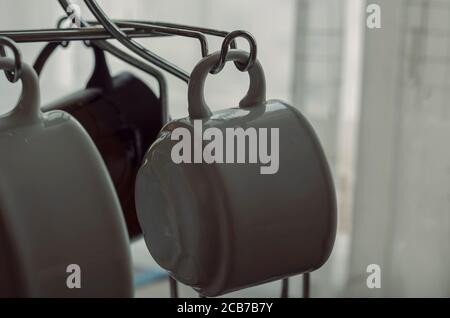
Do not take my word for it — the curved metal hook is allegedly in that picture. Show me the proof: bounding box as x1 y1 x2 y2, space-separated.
0 37 22 83
57 16 73 47
210 30 257 75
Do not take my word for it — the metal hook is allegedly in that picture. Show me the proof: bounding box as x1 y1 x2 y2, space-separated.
0 38 22 83
56 16 72 48
57 16 91 48
0 37 22 83
210 30 257 75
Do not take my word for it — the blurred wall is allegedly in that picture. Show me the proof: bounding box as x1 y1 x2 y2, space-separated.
348 0 450 297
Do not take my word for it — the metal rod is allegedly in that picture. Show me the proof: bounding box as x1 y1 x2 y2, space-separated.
83 0 190 83
89 21 209 57
0 27 163 43
112 20 250 72
0 16 244 75
281 278 289 298
169 276 179 298
303 273 310 298
57 0 189 83
113 19 237 47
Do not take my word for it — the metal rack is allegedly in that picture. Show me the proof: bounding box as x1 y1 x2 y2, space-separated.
0 0 309 299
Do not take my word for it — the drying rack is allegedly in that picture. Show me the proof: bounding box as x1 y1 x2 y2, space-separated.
0 0 310 299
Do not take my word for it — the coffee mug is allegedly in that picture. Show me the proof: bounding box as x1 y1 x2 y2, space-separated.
0 57 132 297
39 44 165 239
135 50 337 297
43 72 164 239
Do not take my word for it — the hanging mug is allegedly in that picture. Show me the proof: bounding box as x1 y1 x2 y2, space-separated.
0 57 132 297
135 50 337 297
40 45 167 239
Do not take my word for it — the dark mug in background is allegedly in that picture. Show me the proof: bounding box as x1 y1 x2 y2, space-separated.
42 46 165 239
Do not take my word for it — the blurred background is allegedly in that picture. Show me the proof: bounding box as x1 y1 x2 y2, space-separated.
0 0 448 297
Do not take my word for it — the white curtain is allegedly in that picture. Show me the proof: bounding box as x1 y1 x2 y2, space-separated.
293 0 449 298
348 0 450 297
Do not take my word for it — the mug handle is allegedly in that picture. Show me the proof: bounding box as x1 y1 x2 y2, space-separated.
188 50 266 119
0 57 41 126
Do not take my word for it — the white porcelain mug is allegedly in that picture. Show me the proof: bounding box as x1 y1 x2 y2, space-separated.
0 57 132 297
135 50 337 297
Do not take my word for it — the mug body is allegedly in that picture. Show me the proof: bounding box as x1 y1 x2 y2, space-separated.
0 110 133 297
136 100 336 296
